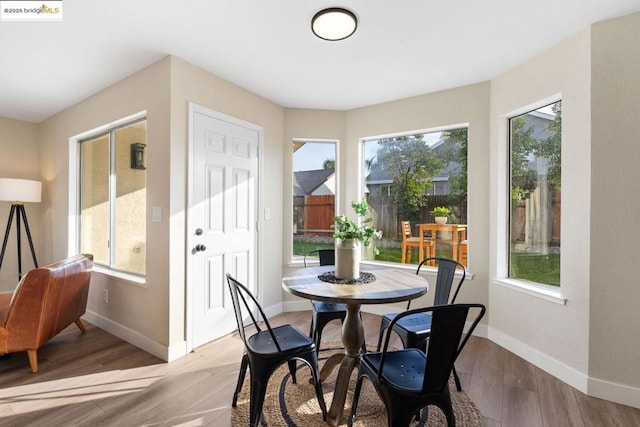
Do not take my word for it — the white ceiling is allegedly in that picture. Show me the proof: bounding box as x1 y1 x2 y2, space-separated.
1 0 639 123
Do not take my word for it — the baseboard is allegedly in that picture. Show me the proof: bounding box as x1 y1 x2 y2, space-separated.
489 328 589 392
84 310 172 362
588 376 640 409
263 301 283 319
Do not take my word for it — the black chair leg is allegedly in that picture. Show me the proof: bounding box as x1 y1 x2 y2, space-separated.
248 377 269 427
348 373 366 427
232 354 248 407
453 365 462 391
288 360 297 383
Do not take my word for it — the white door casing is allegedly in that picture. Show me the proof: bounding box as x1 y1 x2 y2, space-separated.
188 104 260 350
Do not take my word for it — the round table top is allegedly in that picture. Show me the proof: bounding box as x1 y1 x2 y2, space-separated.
282 264 429 305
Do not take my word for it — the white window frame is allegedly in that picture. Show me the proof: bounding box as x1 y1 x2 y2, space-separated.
290 138 339 264
68 111 147 285
494 97 566 305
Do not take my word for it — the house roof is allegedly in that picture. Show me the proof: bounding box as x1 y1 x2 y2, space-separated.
1 2 639 123
293 169 335 196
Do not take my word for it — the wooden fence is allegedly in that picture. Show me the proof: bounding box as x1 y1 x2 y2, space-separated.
293 195 335 236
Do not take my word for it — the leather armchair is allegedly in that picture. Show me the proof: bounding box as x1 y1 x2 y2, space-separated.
0 254 93 373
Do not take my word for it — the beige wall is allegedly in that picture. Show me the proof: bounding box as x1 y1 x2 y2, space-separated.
283 108 346 272
168 57 285 349
35 56 285 359
489 27 592 389
0 118 40 290
590 12 640 392
39 58 172 352
282 83 491 317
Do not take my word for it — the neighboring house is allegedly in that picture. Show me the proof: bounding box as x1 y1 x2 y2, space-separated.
293 168 335 196
364 137 461 197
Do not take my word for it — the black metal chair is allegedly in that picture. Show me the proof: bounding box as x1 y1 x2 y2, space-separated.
375 257 466 390
304 249 347 352
227 274 327 427
350 303 486 427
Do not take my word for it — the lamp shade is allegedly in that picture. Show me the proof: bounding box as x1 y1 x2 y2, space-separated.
0 178 42 203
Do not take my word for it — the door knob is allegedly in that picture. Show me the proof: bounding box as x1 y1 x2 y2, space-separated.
195 228 203 236
195 244 206 252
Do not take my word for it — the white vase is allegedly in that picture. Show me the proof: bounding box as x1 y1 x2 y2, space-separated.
335 238 360 280
435 217 448 225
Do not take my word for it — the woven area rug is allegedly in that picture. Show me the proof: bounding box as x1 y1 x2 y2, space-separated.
231 343 484 426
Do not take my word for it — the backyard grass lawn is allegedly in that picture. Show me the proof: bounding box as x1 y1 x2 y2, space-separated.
511 252 560 286
295 242 560 285
294 242 453 265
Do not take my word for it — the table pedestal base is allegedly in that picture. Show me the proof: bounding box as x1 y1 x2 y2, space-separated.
322 303 364 426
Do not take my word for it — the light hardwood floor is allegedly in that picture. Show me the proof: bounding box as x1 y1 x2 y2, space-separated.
0 311 638 426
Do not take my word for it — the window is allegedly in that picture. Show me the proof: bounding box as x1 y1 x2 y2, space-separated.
509 101 561 286
362 127 468 264
80 119 147 276
292 140 337 260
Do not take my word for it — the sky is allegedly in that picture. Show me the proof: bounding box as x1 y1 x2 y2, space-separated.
293 142 336 172
293 132 445 172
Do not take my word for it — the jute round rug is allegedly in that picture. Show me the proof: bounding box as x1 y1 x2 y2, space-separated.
231 343 484 426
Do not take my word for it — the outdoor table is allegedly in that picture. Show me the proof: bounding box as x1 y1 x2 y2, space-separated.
418 223 468 262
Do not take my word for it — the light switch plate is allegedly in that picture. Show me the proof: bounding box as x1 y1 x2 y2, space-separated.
152 206 162 222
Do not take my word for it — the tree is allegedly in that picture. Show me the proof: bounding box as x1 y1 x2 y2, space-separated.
374 135 445 221
443 128 468 198
510 116 538 200
323 158 335 170
536 101 561 189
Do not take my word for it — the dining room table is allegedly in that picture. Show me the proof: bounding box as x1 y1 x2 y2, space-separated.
418 223 468 263
282 263 429 426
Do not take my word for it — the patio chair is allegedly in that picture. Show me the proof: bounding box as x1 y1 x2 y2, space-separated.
227 274 327 427
400 221 433 264
349 303 486 427
375 257 467 391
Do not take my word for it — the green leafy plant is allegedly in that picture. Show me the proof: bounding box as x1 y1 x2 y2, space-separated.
431 206 451 217
333 197 383 254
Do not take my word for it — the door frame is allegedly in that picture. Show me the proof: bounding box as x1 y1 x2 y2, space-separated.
186 102 264 353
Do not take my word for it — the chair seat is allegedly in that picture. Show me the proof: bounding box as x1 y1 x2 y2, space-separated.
405 237 422 244
361 349 427 393
247 324 313 356
312 301 347 314
382 312 433 335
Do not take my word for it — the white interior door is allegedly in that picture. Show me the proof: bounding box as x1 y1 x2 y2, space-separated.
189 106 259 349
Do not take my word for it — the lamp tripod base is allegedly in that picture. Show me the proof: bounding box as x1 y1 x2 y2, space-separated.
0 204 38 281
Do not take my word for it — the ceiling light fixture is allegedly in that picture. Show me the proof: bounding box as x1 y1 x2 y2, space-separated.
311 8 357 41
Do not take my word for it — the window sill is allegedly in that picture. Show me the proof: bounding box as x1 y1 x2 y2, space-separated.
493 278 566 305
287 259 473 280
93 265 147 288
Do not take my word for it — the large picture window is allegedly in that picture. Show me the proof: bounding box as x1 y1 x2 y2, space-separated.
80 119 147 276
509 101 561 286
362 127 468 264
292 140 337 261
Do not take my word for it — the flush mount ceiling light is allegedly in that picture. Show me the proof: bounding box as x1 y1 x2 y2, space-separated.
311 8 357 41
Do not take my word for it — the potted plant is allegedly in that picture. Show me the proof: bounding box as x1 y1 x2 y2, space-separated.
431 206 451 225
332 197 382 280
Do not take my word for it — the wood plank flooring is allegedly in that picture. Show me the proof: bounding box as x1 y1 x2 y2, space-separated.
0 311 638 426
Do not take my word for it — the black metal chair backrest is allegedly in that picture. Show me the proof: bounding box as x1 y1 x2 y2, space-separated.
303 249 335 268
226 273 282 352
411 257 466 308
379 303 485 394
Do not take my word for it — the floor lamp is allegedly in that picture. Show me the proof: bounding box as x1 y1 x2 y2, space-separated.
0 178 41 281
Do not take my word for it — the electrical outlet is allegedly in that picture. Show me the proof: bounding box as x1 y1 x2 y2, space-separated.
102 289 109 304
